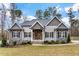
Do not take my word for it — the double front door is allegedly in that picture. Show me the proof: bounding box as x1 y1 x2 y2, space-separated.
33 29 42 40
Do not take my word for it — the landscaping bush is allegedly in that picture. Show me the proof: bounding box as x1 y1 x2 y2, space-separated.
60 40 66 44
13 41 17 46
51 40 55 44
27 41 32 44
44 41 48 44
22 42 27 45
21 41 32 45
44 40 66 44
44 40 56 44
48 41 52 44
55 40 60 44
1 39 7 47
67 34 71 43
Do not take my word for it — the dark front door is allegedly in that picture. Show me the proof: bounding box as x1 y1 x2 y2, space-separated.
33 29 42 40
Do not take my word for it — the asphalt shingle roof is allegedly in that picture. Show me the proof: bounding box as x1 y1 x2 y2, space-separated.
21 19 50 27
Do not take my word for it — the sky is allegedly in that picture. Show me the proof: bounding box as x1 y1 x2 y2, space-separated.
16 3 74 17
15 3 79 25
0 3 79 29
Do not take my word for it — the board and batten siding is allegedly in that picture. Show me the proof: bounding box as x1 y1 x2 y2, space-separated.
47 18 61 26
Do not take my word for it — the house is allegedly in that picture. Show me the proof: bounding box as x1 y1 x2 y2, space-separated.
0 25 1 38
8 16 69 44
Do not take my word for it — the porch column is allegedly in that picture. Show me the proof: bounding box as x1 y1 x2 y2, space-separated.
31 30 33 42
20 31 24 43
42 29 45 42
9 31 12 40
54 31 57 41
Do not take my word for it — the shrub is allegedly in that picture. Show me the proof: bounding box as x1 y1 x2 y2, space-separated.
44 40 56 44
13 41 17 46
67 34 71 43
44 40 66 44
27 41 32 44
44 41 48 44
61 40 66 44
48 41 52 44
21 41 32 45
55 40 60 44
51 40 55 44
22 42 27 45
1 39 7 47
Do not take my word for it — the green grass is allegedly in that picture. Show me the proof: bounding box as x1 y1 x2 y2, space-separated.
0 44 79 56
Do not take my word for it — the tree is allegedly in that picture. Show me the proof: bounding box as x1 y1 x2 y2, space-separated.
48 7 53 18
67 8 75 28
43 9 50 19
35 9 43 19
0 4 6 40
10 3 22 24
48 6 62 19
56 13 62 19
52 7 57 17
10 3 16 23
67 34 71 43
15 10 22 17
67 8 74 20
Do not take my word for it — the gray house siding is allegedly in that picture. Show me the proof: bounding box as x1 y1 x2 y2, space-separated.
8 17 69 44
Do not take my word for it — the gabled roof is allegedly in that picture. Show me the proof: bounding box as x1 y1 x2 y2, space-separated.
21 16 68 29
56 23 69 29
46 16 63 26
21 19 49 27
30 20 44 29
9 22 22 30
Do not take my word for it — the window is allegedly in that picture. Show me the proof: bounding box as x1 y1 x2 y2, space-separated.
45 32 49 37
62 31 67 38
24 32 31 37
12 31 20 38
45 32 53 38
65 31 67 37
57 31 67 38
50 32 53 38
57 31 61 38
57 31 62 38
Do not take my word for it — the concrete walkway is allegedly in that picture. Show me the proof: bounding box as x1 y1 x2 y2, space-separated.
32 40 79 46
71 40 79 44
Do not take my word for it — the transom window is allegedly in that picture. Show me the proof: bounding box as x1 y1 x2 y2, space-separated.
24 32 31 37
12 31 20 38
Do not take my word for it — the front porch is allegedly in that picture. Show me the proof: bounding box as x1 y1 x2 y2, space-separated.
31 29 44 44
30 21 44 43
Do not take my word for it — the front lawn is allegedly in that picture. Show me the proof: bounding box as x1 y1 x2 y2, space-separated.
0 44 79 56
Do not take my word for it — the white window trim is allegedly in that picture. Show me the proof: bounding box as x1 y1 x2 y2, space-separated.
45 32 53 38
12 31 20 38
24 32 31 37
58 31 66 38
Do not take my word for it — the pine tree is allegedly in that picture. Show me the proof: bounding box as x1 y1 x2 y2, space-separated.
35 9 43 19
